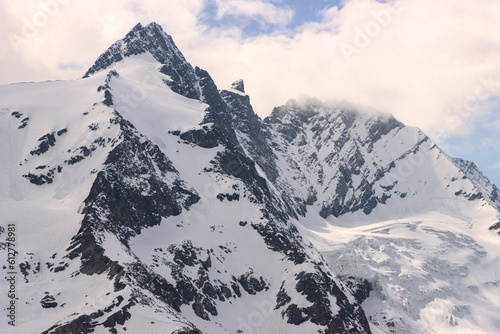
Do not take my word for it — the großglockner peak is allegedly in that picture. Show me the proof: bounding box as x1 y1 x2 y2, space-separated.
1 21 500 334
83 22 198 99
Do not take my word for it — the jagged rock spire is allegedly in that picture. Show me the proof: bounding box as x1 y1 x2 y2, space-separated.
230 79 245 93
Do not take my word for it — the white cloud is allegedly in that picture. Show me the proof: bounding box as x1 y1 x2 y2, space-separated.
214 0 294 26
1 0 500 141
187 0 500 139
0 0 208 83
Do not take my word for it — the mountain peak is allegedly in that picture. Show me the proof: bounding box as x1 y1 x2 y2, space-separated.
83 22 186 78
128 22 144 33
230 79 245 93
83 22 205 101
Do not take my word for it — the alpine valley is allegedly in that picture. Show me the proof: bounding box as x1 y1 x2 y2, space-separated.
1 22 500 334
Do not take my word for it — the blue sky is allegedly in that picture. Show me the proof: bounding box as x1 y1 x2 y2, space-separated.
1 0 499 186
445 108 500 187
200 0 344 36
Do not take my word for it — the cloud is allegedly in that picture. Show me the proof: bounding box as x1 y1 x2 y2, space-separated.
214 0 294 26
0 0 209 82
1 0 500 141
187 0 500 139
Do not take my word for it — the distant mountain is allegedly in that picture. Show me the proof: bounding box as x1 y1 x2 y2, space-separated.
1 22 499 334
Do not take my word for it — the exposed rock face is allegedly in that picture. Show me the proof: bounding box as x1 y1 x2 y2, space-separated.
452 157 500 210
221 82 294 217
80 115 199 241
262 99 409 218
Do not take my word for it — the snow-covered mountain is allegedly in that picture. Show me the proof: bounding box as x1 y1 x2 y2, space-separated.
1 22 499 334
